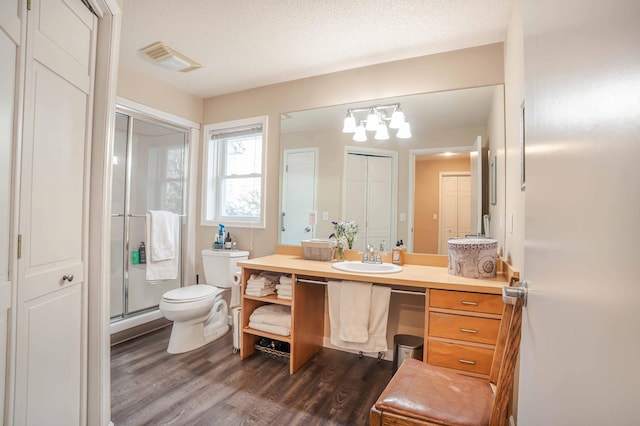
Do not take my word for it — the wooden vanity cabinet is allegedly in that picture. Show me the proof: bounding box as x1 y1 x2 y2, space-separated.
425 289 503 378
240 267 325 374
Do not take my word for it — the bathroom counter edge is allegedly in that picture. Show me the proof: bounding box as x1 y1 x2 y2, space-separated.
238 254 506 294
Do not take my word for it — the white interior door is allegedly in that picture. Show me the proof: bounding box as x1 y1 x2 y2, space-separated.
0 2 21 422
14 0 95 424
280 149 317 245
517 1 640 424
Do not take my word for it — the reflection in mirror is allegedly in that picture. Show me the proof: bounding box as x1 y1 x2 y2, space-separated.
279 85 505 255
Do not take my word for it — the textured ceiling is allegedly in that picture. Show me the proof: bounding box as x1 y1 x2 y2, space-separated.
119 0 513 98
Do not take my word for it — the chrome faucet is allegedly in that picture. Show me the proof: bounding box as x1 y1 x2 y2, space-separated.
362 243 382 264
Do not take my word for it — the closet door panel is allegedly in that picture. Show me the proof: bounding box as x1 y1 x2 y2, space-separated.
14 0 95 424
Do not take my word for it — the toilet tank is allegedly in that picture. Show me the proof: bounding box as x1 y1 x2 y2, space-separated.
201 249 249 288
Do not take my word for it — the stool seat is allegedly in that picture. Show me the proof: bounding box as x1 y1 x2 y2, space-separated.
375 359 492 425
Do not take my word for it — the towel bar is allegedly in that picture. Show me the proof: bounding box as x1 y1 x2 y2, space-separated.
296 278 425 297
111 213 187 217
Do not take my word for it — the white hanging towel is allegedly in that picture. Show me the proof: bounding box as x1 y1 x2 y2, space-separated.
338 281 372 343
328 281 391 353
145 211 180 282
147 210 178 261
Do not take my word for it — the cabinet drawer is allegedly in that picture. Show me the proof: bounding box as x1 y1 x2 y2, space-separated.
430 289 503 314
427 341 494 375
429 312 500 345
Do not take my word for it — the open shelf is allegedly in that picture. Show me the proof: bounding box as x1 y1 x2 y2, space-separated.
243 326 292 343
243 293 292 306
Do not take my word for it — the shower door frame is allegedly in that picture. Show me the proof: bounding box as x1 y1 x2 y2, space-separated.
111 104 193 322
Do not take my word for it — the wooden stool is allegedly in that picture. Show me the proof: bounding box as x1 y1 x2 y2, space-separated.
370 297 523 426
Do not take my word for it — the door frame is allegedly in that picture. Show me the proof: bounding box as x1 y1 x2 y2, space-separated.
279 147 319 244
83 1 122 425
341 146 398 248
407 145 479 253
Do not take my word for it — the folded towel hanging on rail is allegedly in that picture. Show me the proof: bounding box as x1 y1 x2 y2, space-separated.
327 281 391 353
145 210 180 282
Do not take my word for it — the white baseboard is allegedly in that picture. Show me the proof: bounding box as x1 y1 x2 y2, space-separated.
509 415 516 426
322 337 394 361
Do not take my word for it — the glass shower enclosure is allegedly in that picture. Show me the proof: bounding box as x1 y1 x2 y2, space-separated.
110 110 189 324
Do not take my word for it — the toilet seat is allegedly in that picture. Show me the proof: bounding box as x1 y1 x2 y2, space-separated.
162 285 224 303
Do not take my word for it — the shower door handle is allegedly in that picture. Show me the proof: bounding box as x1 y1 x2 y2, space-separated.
281 211 286 232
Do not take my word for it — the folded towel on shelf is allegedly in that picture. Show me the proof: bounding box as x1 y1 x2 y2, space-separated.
277 294 292 301
248 321 291 337
327 281 391 353
145 210 180 282
246 281 275 291
245 288 275 297
275 283 292 290
249 304 291 328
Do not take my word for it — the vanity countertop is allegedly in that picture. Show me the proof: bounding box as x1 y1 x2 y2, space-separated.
238 254 507 294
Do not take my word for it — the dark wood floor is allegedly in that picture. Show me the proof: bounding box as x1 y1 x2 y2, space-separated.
111 326 394 425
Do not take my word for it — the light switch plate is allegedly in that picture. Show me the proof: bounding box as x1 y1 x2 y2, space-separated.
400 213 406 221
309 211 317 225
322 211 329 221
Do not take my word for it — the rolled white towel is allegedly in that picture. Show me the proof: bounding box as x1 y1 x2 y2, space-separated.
279 275 292 285
277 288 292 297
275 284 292 291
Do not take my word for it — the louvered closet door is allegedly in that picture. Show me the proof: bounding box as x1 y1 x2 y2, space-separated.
14 0 96 424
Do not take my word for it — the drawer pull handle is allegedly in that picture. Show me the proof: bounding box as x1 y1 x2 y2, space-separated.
460 328 478 334
461 301 479 306
458 358 476 365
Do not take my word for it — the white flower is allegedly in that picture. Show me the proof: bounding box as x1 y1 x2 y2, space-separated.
329 220 359 249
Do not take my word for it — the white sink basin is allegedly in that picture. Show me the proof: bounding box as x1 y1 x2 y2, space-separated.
332 261 403 274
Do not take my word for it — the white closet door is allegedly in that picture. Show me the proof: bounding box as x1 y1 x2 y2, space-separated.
344 154 367 249
438 173 472 254
0 1 21 422
14 0 96 424
366 156 393 249
344 153 393 251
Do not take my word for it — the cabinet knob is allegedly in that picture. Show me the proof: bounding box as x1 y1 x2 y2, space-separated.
62 274 74 282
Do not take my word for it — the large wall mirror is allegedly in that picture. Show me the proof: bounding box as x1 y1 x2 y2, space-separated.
279 85 506 256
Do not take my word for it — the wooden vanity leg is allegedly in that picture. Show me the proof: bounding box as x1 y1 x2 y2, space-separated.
423 289 430 365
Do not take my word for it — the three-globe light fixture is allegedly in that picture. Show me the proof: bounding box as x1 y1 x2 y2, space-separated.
342 103 411 142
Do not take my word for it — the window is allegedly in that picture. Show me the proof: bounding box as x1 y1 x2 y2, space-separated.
202 116 268 228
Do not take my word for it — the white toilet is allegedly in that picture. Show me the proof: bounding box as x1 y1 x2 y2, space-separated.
160 249 249 354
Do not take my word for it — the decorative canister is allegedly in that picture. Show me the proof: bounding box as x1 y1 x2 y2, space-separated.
447 238 498 279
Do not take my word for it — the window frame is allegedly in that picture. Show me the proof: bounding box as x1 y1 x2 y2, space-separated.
201 116 268 228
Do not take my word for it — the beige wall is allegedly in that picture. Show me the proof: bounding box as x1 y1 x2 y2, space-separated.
503 0 525 272
116 62 203 123
487 86 507 256
199 43 505 266
414 156 471 253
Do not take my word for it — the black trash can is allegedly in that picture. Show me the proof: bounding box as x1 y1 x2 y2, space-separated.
392 334 424 373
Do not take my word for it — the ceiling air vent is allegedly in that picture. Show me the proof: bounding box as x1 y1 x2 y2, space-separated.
139 42 203 73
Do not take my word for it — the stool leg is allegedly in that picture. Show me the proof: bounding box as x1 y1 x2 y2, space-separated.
359 351 364 358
